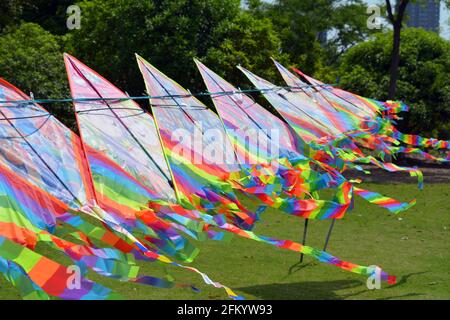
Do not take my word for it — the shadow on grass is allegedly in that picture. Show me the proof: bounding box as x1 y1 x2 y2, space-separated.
238 279 424 300
287 261 316 276
377 293 424 300
387 271 428 289
237 280 364 300
238 269 427 300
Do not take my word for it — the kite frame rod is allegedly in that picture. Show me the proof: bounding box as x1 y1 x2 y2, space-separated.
323 219 336 251
67 59 174 185
0 108 82 204
199 65 273 142
142 62 206 135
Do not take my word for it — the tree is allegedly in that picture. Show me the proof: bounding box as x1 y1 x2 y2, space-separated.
0 23 73 127
66 0 286 97
0 0 34 31
0 0 72 34
339 28 450 139
384 0 450 99
203 12 290 86
20 0 75 35
245 0 374 73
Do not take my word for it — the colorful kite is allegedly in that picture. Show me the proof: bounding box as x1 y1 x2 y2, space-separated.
66 56 395 288
0 76 243 300
0 78 161 299
138 56 360 223
273 60 449 163
5 51 444 300
238 65 425 194
64 55 399 291
195 60 423 258
290 65 450 156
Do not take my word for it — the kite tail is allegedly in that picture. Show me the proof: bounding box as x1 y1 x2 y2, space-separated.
1 212 242 300
320 132 425 189
87 208 244 300
0 236 122 300
148 201 396 285
211 218 396 284
353 187 416 214
364 156 424 190
229 158 356 220
392 131 450 151
0 211 206 299
0 256 50 300
78 207 245 300
0 168 242 300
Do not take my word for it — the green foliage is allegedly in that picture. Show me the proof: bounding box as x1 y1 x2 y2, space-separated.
339 28 450 139
0 23 73 128
66 0 286 97
0 0 31 30
202 12 290 86
20 0 75 35
246 0 374 72
0 0 74 34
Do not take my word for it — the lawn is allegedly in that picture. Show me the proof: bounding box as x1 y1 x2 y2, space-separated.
1 183 449 300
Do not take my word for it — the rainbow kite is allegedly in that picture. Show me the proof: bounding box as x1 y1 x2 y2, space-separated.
2 52 447 300
0 75 243 300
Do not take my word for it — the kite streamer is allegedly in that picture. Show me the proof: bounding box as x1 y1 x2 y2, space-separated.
139 56 359 222
291 66 450 155
3 52 445 300
0 75 242 300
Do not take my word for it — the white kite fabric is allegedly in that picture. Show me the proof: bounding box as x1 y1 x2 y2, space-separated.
65 55 176 204
195 59 302 163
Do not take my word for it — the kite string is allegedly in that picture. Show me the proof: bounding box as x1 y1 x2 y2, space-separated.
0 83 336 105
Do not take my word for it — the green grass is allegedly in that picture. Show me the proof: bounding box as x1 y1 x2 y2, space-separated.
1 183 449 300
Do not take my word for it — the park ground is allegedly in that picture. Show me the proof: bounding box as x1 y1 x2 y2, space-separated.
0 167 449 300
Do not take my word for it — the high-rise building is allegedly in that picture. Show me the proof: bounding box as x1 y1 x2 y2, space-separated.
406 0 441 33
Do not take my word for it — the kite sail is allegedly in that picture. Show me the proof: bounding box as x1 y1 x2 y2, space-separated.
3 52 426 299
0 76 244 300
136 54 263 229
238 66 340 143
291 66 450 155
64 54 176 206
0 78 173 299
238 65 417 213
135 55 401 283
195 59 306 163
273 59 368 132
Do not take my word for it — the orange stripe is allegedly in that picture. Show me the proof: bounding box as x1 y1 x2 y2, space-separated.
0 222 37 248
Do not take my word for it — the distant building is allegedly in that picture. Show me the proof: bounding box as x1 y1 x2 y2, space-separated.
406 0 441 33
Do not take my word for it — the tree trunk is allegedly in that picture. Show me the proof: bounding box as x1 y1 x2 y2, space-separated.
386 0 409 100
388 21 402 100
